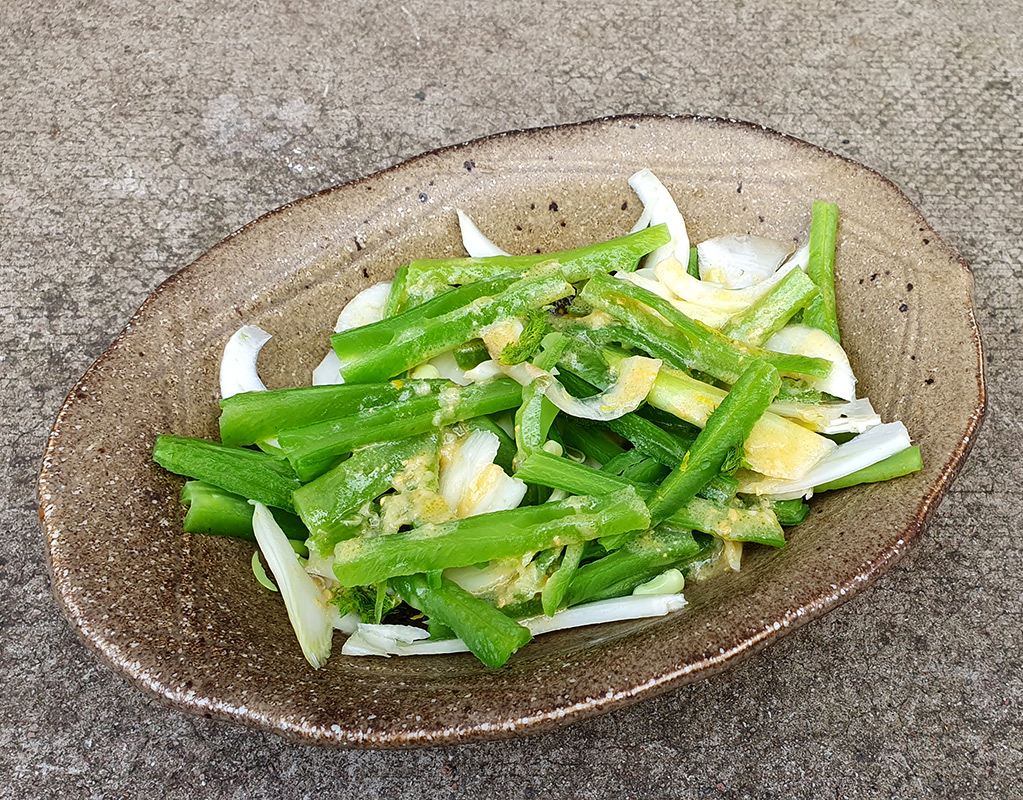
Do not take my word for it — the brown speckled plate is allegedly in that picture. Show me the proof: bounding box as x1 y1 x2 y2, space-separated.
39 115 985 748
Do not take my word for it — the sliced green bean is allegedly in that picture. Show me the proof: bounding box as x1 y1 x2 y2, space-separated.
814 445 922 493
219 380 446 447
686 245 700 278
383 262 410 317
541 543 585 616
515 451 784 546
390 574 531 669
769 498 810 526
722 268 820 346
153 435 301 512
699 474 739 505
554 418 625 465
803 201 841 341
565 527 715 606
648 362 781 526
404 224 671 303
580 272 832 383
514 333 568 463
601 450 671 484
332 273 573 383
292 434 439 555
278 378 522 481
180 481 308 542
332 488 650 587
452 339 490 370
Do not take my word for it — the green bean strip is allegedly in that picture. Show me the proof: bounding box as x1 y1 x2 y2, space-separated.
637 404 703 441
580 272 832 382
554 418 625 465
278 378 523 481
768 498 810 526
292 434 439 555
555 368 695 466
331 273 573 383
515 451 784 546
153 435 301 512
390 574 532 669
583 316 701 376
803 201 841 341
721 268 820 346
555 332 620 388
403 224 670 303
648 362 781 526
601 450 670 484
515 334 568 463
669 496 787 546
180 481 308 542
325 278 511 379
564 527 715 606
332 488 649 587
541 543 585 616
686 246 700 278
622 458 671 484
452 339 490 370
219 380 446 446
605 414 692 466
383 262 410 318
813 445 922 493
515 450 647 495
700 474 739 505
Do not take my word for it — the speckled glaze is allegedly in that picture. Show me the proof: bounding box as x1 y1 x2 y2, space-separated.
39 116 985 748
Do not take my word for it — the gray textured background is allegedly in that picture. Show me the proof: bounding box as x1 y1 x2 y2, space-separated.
2 1 1020 797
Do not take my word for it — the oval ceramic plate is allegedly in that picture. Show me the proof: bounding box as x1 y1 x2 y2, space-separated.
40 116 985 747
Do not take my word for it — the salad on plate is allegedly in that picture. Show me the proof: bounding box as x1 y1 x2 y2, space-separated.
152 170 921 669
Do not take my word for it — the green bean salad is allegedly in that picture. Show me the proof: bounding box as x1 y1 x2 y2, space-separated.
153 170 920 668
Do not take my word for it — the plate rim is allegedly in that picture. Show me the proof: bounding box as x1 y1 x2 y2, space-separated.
38 113 987 747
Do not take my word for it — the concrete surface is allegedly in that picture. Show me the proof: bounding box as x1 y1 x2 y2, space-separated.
1 0 1020 797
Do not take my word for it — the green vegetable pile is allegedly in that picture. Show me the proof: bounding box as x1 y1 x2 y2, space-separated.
153 171 921 669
